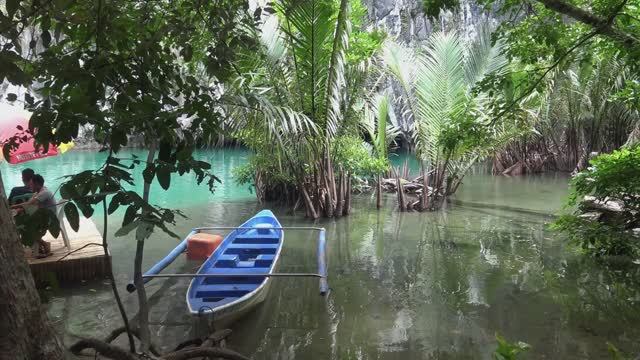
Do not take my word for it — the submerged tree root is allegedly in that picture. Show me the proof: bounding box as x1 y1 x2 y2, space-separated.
161 348 250 360
71 328 245 360
70 339 137 360
103 326 161 356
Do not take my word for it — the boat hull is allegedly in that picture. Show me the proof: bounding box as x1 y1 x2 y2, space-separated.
186 209 283 326
193 278 272 330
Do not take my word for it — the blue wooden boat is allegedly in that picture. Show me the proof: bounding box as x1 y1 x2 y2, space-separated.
185 209 283 322
128 209 328 326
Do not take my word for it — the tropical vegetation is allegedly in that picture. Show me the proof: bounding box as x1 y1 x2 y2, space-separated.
230 0 387 218
1 0 640 358
380 26 525 209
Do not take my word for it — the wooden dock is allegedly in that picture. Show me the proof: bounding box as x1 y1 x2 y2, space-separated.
27 216 110 284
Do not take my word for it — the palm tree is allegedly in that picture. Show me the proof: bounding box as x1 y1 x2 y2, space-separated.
360 92 401 207
381 25 513 209
538 57 639 172
229 0 365 218
496 55 640 174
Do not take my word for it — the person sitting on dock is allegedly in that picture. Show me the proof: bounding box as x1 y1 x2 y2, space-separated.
11 174 56 258
8 168 34 204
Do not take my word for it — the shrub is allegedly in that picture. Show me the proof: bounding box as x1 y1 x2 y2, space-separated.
551 215 638 258
553 145 640 258
569 145 640 213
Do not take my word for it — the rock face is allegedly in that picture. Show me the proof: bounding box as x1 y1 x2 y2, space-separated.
363 0 495 44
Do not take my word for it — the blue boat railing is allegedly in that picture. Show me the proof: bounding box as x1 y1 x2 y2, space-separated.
127 226 329 296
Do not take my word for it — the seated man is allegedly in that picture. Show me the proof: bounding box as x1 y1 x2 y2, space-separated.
11 174 56 258
8 168 34 204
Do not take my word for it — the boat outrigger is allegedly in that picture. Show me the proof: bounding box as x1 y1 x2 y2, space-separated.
127 210 328 325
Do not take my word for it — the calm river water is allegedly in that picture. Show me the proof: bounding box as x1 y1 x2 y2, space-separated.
2 149 640 359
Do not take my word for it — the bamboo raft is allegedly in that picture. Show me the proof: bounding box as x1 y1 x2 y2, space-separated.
26 216 109 284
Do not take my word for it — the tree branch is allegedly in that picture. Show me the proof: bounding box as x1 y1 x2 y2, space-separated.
536 0 640 48
490 30 599 125
69 339 137 360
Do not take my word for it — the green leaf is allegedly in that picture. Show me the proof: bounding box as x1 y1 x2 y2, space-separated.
64 203 80 232
142 164 155 184
40 16 51 31
107 193 123 214
48 210 61 238
41 30 51 48
158 141 172 162
110 129 127 152
6 0 19 18
115 219 139 237
156 166 171 190
122 205 137 227
181 44 193 61
135 220 153 242
77 201 94 218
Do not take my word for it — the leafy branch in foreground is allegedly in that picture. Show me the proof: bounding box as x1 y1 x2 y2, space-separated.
1 0 258 356
552 145 640 258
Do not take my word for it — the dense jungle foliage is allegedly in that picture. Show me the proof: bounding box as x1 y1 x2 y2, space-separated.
1 0 639 357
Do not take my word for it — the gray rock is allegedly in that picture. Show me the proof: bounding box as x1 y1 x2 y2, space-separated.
373 0 396 19
579 212 603 222
582 196 625 213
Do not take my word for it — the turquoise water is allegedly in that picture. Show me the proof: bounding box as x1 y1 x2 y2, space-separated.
3 149 640 359
1 148 254 207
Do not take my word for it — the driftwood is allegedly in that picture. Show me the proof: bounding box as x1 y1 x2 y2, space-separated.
381 177 433 196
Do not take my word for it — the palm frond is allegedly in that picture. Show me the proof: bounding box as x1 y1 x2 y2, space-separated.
276 0 335 119
222 93 317 142
414 31 467 163
324 0 351 139
464 23 508 88
381 41 416 102
260 16 288 63
258 16 297 107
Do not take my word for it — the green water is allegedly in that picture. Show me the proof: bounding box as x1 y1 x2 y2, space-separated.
3 149 640 359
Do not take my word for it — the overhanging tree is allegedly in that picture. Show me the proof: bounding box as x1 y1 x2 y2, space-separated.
0 0 289 358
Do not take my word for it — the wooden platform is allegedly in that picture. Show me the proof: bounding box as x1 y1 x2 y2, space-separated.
27 217 110 284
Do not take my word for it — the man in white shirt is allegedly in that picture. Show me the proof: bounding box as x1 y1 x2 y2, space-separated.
11 174 56 258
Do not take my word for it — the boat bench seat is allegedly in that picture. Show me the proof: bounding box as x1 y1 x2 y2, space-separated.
226 243 279 251
234 233 280 244
201 267 267 285
194 284 256 300
224 243 278 260
214 254 239 268
255 254 275 267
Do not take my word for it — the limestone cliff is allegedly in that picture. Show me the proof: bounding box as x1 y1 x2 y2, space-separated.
363 0 496 43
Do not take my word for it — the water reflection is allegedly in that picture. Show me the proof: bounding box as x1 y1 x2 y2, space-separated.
12 149 635 359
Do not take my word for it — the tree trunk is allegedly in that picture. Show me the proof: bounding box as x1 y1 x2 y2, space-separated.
343 173 351 216
335 169 344 217
134 142 157 353
300 183 319 219
396 172 406 211
420 165 428 211
102 199 136 353
0 170 65 359
376 174 382 209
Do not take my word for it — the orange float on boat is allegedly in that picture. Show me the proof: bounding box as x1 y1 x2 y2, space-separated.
187 233 223 261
